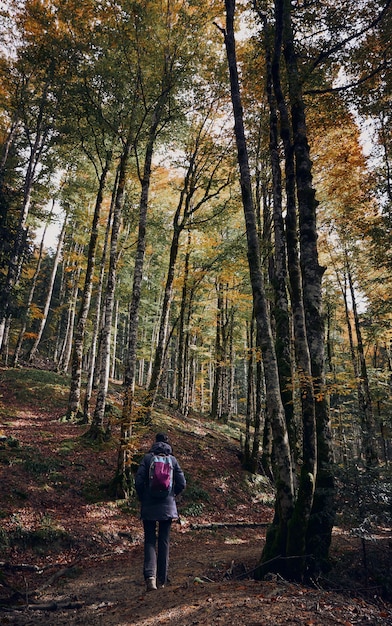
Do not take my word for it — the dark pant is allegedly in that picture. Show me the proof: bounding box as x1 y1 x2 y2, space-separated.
143 519 172 585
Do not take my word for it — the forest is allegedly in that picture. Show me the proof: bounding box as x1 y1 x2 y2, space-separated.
0 0 391 616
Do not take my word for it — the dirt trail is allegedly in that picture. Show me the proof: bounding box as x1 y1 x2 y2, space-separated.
2 526 391 625
1 369 391 625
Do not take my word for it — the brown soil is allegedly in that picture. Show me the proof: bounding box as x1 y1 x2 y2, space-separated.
0 368 391 625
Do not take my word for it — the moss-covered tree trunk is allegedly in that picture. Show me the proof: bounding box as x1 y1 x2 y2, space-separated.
280 0 335 576
267 1 317 579
264 33 297 466
223 0 294 569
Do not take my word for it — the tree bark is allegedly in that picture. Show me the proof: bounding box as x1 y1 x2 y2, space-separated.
177 232 192 414
27 216 67 363
88 142 130 439
58 259 82 373
82 175 117 422
12 203 55 365
211 282 224 420
222 0 294 573
346 252 378 467
67 153 112 420
264 24 297 464
266 1 318 578
116 88 169 495
279 0 335 575
0 62 56 352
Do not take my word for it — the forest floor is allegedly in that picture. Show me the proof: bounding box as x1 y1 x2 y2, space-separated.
0 366 391 625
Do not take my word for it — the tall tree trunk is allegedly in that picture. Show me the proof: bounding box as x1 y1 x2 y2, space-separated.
27 217 67 363
12 203 55 365
145 220 182 414
0 64 55 352
211 282 224 420
58 262 82 373
88 143 130 439
53 262 66 366
264 26 297 463
243 319 254 469
111 298 119 380
222 0 294 572
116 92 168 496
345 253 378 467
279 0 335 575
67 153 112 421
267 2 318 578
251 342 264 473
83 175 117 422
177 231 191 414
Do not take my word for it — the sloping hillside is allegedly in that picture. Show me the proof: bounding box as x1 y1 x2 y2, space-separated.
0 367 391 625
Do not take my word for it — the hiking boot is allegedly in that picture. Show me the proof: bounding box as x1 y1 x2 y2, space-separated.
146 577 157 592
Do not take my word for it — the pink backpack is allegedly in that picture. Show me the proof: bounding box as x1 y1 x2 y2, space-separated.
149 454 173 498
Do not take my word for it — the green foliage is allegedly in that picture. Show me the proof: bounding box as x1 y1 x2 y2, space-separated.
242 472 275 505
11 489 28 501
0 511 71 555
81 480 112 504
0 368 69 411
181 474 210 517
0 436 20 449
183 474 211 504
23 455 63 477
334 463 392 599
182 502 205 517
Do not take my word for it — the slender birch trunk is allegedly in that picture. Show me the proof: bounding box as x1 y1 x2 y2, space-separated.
83 178 116 422
66 154 112 420
177 231 191 413
346 254 378 467
211 283 224 420
110 298 119 380
88 142 130 439
244 320 254 468
145 219 182 413
116 85 173 495
27 218 67 363
59 263 82 373
13 206 52 365
53 262 66 366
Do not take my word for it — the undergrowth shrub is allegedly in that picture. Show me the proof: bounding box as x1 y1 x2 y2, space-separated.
181 475 210 517
332 462 392 601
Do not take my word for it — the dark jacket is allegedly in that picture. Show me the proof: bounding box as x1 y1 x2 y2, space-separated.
135 441 186 521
